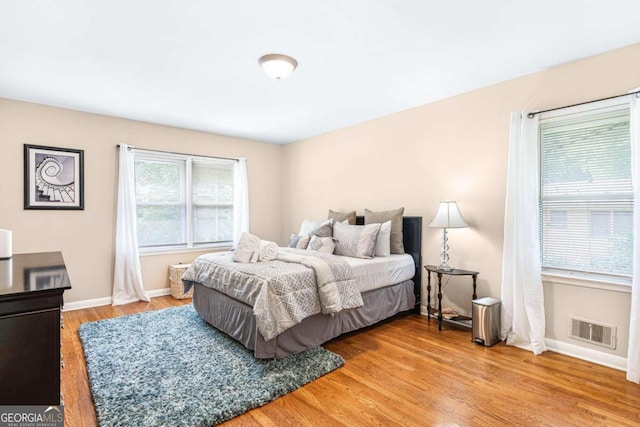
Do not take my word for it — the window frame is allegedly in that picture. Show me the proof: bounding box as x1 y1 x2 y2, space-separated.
537 97 633 292
134 150 236 255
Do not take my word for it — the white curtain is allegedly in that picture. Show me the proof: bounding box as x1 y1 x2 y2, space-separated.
628 94 640 383
500 111 547 355
112 144 150 306
233 157 249 248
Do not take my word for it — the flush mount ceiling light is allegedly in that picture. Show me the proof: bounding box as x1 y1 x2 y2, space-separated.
258 53 298 81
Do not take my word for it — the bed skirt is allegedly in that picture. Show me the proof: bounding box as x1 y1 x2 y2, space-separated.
192 279 415 359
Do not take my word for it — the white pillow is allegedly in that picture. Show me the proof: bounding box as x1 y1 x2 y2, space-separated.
307 236 336 254
373 221 391 257
298 219 320 236
333 222 381 259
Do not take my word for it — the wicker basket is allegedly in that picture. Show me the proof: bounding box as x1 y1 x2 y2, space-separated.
168 263 193 299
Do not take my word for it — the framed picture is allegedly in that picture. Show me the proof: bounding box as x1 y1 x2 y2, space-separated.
24 144 84 210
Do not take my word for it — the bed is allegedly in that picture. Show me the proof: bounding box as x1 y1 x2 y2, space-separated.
183 216 422 358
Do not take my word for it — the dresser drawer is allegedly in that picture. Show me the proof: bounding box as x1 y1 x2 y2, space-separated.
0 292 63 318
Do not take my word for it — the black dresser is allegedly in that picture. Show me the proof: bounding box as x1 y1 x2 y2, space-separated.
0 252 71 405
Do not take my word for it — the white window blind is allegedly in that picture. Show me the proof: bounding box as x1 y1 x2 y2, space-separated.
539 103 632 279
192 160 234 244
134 151 235 250
135 155 186 247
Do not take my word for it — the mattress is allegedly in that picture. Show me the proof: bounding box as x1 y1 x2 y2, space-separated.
184 250 415 298
342 253 415 292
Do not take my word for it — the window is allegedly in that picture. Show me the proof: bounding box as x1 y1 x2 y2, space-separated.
539 100 632 282
134 151 235 250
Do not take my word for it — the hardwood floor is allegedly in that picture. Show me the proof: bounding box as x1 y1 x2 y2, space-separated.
62 296 640 426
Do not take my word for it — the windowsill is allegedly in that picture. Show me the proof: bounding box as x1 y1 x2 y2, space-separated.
139 242 232 257
541 270 631 294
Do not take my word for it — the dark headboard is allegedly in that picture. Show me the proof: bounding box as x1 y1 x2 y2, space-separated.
355 216 422 314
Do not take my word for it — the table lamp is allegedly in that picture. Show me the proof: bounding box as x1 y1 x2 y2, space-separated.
429 201 468 271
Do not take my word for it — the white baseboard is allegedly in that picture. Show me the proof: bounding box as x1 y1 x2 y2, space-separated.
545 337 627 371
63 296 112 311
63 288 172 312
147 288 172 298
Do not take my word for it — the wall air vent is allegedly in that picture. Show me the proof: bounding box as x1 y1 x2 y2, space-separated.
569 317 616 349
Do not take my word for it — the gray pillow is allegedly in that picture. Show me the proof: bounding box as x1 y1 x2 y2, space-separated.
328 209 356 225
298 219 333 237
308 219 334 238
373 220 392 257
333 222 381 259
307 236 336 254
288 233 301 248
364 207 405 254
288 233 310 249
298 219 328 236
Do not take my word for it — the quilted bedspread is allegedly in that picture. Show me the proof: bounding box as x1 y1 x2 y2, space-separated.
182 248 363 340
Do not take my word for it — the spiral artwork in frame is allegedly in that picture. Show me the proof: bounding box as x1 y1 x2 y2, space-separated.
24 144 84 210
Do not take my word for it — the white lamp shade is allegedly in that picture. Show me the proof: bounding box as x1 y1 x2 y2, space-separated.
258 54 298 80
428 201 468 229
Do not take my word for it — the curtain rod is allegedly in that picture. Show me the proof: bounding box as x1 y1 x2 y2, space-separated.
116 144 239 162
527 89 640 119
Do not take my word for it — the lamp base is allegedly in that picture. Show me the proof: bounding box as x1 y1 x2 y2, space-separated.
438 228 453 272
437 262 452 271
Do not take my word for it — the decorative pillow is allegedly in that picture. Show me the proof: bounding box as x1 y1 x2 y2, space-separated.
288 233 301 248
292 218 333 250
308 219 334 238
364 207 405 254
288 233 311 249
297 236 310 249
328 209 356 225
298 218 333 237
373 221 391 257
307 236 336 254
333 221 381 259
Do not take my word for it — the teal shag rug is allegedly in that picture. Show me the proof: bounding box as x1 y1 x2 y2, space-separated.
78 304 344 427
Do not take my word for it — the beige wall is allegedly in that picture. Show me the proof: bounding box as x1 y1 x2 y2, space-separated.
0 98 283 304
281 43 640 359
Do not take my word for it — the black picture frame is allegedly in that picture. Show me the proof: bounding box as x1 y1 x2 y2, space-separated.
24 144 84 210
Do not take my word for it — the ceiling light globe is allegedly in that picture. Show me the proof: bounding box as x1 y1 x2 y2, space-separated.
258 54 298 80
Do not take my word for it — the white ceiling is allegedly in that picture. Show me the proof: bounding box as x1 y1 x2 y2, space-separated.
1 1 640 144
